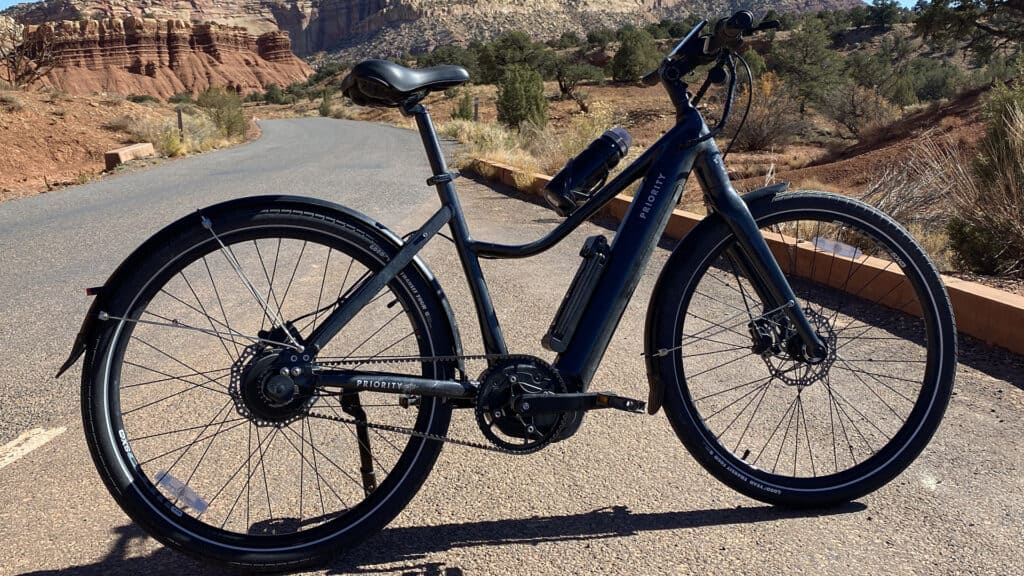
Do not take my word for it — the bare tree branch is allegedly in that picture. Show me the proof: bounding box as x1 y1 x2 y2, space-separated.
0 19 57 88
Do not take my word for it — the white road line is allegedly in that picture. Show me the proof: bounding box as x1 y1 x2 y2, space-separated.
0 427 67 471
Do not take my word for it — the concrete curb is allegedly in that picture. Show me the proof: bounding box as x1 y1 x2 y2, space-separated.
467 159 1024 356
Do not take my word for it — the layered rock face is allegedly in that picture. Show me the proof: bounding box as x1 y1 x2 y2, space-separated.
24 17 310 98
8 0 866 57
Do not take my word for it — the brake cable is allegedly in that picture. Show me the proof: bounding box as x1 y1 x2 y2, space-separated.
678 53 738 151
722 53 754 161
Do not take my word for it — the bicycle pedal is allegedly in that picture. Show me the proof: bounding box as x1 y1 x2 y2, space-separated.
593 392 646 413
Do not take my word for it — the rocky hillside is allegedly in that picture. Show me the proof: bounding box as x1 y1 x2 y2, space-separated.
21 17 310 98
5 0 864 57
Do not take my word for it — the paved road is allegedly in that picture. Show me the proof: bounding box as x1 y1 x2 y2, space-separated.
1 118 1022 575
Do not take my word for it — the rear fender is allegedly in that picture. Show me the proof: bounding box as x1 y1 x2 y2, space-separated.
642 182 788 414
56 195 464 378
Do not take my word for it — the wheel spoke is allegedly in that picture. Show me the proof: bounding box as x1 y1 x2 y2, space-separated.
671 204 946 488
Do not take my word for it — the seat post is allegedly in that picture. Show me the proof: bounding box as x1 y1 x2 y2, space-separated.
406 103 450 179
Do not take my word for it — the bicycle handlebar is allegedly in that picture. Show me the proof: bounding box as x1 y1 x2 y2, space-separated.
703 11 754 55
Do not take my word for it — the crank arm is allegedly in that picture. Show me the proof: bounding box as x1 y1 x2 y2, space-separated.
513 392 646 415
316 370 476 399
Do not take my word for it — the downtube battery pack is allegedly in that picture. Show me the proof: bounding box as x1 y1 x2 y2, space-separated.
542 235 611 353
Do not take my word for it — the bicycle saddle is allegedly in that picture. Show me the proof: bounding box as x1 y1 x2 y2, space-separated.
342 59 470 107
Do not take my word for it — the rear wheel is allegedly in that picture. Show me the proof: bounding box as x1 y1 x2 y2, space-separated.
82 203 456 570
649 192 956 506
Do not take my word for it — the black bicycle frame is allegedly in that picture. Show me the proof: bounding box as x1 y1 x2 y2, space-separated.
310 94 826 396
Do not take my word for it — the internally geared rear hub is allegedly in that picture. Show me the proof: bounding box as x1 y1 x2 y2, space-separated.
230 345 315 427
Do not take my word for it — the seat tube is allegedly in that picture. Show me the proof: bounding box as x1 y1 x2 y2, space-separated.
411 107 509 355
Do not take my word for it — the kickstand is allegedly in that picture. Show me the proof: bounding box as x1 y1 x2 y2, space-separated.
340 393 378 495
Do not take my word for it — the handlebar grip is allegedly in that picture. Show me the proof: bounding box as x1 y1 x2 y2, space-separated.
724 11 754 36
705 10 754 54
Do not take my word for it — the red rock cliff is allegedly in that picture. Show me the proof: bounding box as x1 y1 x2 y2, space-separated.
25 17 310 98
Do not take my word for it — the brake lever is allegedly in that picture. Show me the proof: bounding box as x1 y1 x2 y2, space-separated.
641 68 661 87
753 20 781 32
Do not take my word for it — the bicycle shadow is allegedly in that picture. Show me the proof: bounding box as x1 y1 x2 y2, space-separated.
16 503 865 576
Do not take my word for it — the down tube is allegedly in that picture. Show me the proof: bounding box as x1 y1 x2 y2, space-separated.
554 142 699 390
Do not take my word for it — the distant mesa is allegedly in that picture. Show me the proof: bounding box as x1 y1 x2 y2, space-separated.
21 16 310 98
6 0 868 58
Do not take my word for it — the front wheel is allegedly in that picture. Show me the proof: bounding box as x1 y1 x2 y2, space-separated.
82 200 457 570
648 192 956 507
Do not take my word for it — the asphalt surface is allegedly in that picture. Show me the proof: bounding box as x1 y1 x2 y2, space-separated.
1 118 1022 575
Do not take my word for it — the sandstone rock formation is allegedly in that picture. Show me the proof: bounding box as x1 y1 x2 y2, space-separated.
6 0 868 57
23 17 310 98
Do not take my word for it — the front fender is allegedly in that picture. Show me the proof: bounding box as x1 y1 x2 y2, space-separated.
56 195 464 378
642 182 787 414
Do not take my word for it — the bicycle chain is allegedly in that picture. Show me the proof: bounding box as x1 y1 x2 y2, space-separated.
307 352 542 454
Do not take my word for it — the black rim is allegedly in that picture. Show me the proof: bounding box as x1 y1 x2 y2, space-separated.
101 218 444 549
673 203 943 489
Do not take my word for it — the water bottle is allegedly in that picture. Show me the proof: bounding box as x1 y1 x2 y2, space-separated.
544 127 632 217
156 470 209 513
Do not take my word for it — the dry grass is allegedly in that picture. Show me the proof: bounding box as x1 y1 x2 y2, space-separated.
0 92 23 112
437 119 542 174
438 101 620 181
858 102 1024 276
127 111 226 157
102 114 134 133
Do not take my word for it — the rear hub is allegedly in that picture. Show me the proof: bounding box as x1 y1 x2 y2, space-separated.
230 345 316 427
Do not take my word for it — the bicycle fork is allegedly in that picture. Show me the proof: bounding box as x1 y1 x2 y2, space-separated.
693 140 828 362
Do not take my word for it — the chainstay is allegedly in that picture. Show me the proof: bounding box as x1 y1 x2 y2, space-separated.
308 353 546 455
305 410 516 454
312 352 514 369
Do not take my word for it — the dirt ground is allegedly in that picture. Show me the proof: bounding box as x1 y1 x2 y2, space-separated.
0 89 181 200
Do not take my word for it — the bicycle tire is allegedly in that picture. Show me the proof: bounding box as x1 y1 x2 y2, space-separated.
647 191 956 507
81 200 457 570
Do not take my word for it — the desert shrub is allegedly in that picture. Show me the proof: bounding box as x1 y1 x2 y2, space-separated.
0 93 23 112
127 94 160 104
168 91 193 104
908 58 963 102
740 48 766 78
730 73 805 151
555 59 604 99
551 31 582 49
196 87 246 138
476 31 552 84
610 28 660 83
285 82 310 102
318 90 333 117
586 28 616 49
102 114 133 132
307 60 345 85
861 81 1024 276
946 83 1024 275
417 45 479 80
826 82 899 137
263 83 287 104
451 89 474 120
496 64 546 129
